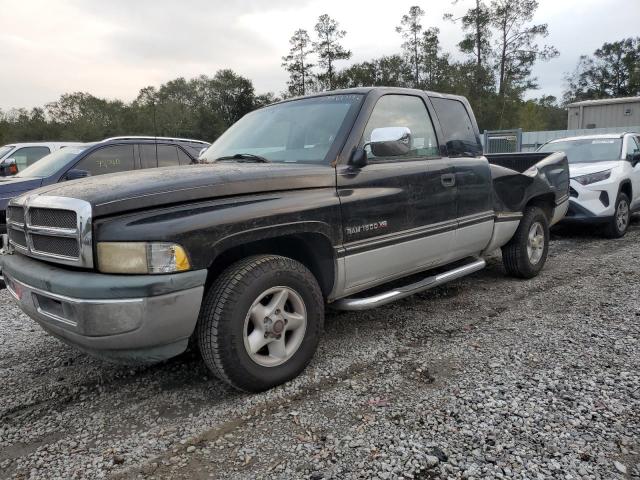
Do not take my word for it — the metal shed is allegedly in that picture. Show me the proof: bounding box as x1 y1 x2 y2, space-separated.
567 97 640 130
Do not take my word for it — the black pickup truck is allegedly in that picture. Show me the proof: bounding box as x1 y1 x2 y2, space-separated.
1 88 569 391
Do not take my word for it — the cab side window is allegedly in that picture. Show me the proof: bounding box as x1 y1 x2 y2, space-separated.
430 97 483 157
74 145 135 176
360 95 439 161
11 146 51 170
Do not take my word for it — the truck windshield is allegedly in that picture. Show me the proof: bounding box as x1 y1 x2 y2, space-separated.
538 138 622 164
15 145 90 178
200 94 364 164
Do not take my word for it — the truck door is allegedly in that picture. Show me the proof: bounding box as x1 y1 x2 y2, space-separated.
429 97 494 259
336 93 457 293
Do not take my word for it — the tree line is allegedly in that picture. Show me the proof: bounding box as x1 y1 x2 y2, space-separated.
0 70 274 144
1 1 639 145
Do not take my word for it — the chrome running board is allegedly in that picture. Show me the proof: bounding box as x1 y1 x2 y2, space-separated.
332 258 486 311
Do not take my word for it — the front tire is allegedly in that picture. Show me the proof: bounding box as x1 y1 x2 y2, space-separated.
196 255 324 392
502 206 550 279
603 192 630 238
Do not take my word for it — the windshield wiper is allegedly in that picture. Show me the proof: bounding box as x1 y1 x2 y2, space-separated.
215 153 270 163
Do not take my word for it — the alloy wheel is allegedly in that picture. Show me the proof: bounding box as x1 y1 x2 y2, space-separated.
526 221 545 265
616 199 630 233
243 286 307 367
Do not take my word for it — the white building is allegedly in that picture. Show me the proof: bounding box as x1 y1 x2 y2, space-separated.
567 97 640 130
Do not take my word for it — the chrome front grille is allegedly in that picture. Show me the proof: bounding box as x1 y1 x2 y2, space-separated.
7 205 25 225
31 233 80 258
7 195 93 268
8 227 27 249
29 208 77 229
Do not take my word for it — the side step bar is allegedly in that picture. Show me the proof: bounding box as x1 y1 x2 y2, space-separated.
332 258 486 311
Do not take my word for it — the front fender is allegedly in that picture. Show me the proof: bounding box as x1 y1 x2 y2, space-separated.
93 189 342 270
490 152 569 213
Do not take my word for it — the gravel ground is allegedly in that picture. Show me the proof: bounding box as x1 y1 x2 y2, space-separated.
0 221 639 480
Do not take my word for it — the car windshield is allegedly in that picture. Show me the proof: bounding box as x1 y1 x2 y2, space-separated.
0 145 15 158
200 94 364 164
15 145 90 178
538 138 622 164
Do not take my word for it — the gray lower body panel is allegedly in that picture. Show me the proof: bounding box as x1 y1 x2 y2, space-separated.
335 216 495 299
481 218 520 254
551 198 570 226
2 252 206 363
333 257 486 311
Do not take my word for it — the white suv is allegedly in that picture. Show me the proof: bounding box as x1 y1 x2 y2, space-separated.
0 142 82 176
537 132 640 238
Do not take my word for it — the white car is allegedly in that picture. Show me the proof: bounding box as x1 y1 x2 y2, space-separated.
537 132 640 238
0 142 82 176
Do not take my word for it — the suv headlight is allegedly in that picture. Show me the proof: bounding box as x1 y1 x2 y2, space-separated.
572 169 611 186
97 242 191 274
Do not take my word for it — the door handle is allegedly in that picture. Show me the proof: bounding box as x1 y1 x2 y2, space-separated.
441 173 456 187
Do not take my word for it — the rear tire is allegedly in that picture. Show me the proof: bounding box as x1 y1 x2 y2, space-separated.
603 192 630 238
196 255 323 392
502 206 550 279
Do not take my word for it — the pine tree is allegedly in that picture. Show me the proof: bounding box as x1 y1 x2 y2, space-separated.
282 29 315 97
396 6 425 88
313 14 351 90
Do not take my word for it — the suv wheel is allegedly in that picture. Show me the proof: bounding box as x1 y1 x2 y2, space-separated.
196 255 323 392
604 192 630 238
502 206 550 279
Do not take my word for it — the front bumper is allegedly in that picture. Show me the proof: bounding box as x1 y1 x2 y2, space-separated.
561 200 612 224
1 253 207 363
560 178 618 224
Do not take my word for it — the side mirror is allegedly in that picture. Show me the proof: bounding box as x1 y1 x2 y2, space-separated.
349 147 368 168
64 169 90 181
369 127 412 157
199 147 208 158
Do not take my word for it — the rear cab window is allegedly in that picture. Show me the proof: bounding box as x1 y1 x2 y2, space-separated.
430 97 483 157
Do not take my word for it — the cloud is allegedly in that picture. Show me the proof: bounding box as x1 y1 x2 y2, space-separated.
75 0 291 64
0 0 638 110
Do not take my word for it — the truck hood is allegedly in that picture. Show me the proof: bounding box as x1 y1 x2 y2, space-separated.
25 163 336 217
0 176 44 195
569 161 621 178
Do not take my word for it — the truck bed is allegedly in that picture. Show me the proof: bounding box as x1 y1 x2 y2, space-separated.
485 152 550 173
486 151 570 215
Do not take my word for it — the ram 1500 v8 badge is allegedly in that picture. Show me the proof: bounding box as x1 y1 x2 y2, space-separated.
0 88 569 392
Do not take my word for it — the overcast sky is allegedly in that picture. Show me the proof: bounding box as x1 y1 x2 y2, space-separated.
1 0 639 111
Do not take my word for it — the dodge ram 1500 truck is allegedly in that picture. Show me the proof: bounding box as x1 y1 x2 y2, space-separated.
1 88 569 392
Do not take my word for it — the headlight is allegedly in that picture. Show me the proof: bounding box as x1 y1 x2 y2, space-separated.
572 169 611 186
97 242 191 274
